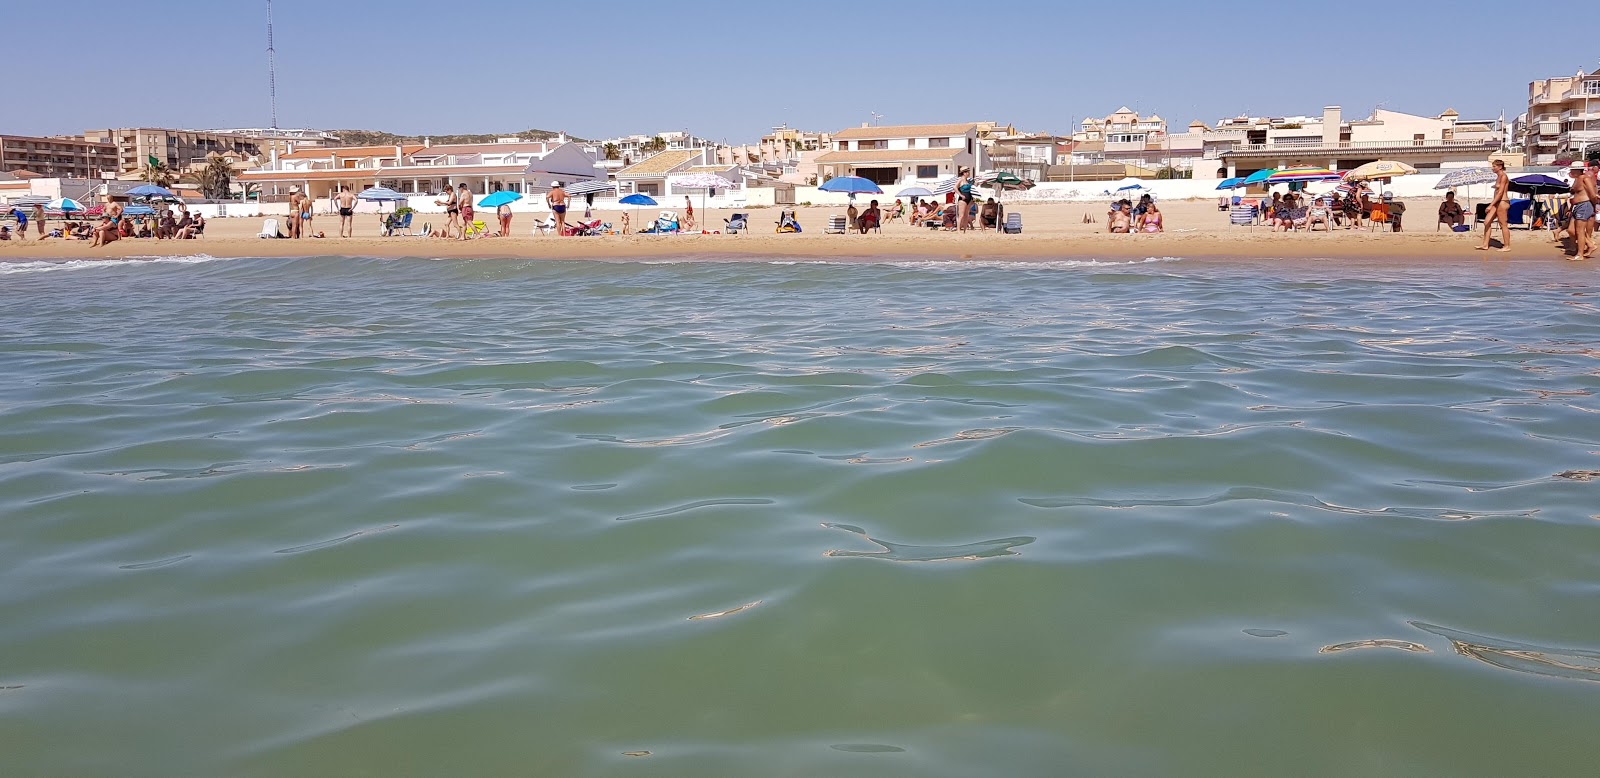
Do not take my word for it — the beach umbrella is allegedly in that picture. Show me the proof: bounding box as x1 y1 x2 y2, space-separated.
1240 168 1278 187
1509 174 1567 196
356 186 408 202
670 172 740 227
1344 160 1417 181
1215 177 1245 190
1435 167 1497 189
122 204 155 216
619 193 656 231
818 175 884 202
126 184 177 200
10 194 51 207
1267 167 1342 184
48 197 83 212
896 186 934 198
1115 182 1147 193
477 190 522 209
930 176 961 197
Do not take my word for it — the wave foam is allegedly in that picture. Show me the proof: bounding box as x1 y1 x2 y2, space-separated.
0 254 228 275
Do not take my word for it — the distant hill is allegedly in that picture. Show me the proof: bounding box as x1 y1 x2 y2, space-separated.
335 129 589 146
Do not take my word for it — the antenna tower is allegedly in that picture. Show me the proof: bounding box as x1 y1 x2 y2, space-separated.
266 0 278 133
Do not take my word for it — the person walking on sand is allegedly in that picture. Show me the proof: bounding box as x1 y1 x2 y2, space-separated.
435 183 459 239
1567 162 1597 260
682 196 696 231
336 187 358 237
547 181 569 236
1477 159 1511 252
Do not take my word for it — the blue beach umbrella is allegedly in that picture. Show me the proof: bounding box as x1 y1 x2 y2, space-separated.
48 197 83 212
618 193 657 231
1215 177 1244 190
477 190 522 209
1509 174 1567 196
1240 169 1277 186
122 204 156 216
126 184 177 200
819 175 883 201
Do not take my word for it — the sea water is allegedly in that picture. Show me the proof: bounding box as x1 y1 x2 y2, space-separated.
0 255 1597 776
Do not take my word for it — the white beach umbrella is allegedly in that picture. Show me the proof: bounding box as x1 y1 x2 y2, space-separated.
668 173 736 230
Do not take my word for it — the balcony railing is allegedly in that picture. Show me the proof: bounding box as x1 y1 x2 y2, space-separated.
1224 138 1499 153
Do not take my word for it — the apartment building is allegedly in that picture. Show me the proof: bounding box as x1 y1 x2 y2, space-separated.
1524 70 1600 165
83 128 263 174
0 135 117 178
237 140 602 200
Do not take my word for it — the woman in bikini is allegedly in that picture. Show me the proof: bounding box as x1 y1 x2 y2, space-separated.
1138 202 1164 233
457 183 474 240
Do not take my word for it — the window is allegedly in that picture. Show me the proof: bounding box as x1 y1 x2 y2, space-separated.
856 140 886 150
1585 81 1600 96
928 137 950 148
1108 134 1146 144
916 165 939 179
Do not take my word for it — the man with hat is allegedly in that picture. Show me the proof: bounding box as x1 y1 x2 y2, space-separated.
546 181 569 236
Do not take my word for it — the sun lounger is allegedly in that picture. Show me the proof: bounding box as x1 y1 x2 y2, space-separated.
257 218 284 238
1002 212 1022 234
724 213 749 234
823 215 847 234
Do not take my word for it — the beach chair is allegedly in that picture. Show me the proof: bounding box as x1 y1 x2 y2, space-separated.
1228 204 1257 227
775 210 801 233
1002 212 1022 234
656 211 680 233
823 215 847 234
383 211 413 236
533 215 557 235
464 219 488 238
1367 203 1391 232
257 218 283 238
724 213 749 234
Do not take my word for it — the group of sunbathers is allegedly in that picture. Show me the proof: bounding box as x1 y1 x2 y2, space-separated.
1108 195 1164 233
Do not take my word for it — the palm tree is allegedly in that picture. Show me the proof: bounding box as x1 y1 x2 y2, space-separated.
198 155 235 200
647 136 667 153
602 143 620 161
140 161 176 188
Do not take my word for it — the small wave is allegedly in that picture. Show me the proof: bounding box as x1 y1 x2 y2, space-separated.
0 254 229 274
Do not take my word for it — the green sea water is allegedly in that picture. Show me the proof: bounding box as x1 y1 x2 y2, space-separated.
1 254 1597 776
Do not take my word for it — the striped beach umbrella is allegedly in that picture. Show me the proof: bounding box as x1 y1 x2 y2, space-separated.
1434 167 1497 189
48 197 84 212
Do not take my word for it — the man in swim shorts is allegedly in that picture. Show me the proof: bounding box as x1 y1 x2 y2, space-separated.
336 187 358 237
1568 162 1596 260
547 181 568 236
457 183 474 240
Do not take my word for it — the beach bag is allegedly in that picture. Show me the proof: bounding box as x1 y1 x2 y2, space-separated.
1451 225 1470 232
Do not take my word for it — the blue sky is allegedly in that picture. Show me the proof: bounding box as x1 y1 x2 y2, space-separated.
7 0 1589 142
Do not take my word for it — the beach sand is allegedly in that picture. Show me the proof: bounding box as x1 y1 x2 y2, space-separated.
2 198 1589 263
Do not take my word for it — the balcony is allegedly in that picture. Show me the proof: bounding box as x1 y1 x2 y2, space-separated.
1222 138 1500 154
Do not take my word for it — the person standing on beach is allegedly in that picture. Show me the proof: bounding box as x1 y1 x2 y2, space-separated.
683 196 696 230
457 183 474 240
336 187 358 238
299 191 314 237
547 182 569 236
286 187 302 238
32 203 46 239
436 184 458 239
1477 160 1511 252
1567 162 1596 260
955 167 975 231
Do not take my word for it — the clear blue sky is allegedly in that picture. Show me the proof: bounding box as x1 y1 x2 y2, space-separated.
7 0 1588 142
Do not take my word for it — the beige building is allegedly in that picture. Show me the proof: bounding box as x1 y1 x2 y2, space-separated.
0 135 118 178
1524 70 1600 165
1209 106 1503 179
84 128 262 174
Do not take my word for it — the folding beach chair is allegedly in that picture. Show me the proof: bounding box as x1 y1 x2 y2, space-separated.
724 213 749 234
1002 212 1023 234
257 218 283 238
823 215 848 234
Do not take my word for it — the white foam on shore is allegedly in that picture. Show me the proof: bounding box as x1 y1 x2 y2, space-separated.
748 256 1185 270
0 254 229 275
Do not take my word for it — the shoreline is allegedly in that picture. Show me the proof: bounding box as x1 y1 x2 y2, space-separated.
3 199 1591 265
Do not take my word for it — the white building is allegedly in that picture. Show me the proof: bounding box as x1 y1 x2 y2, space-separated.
238 141 603 200
814 122 984 187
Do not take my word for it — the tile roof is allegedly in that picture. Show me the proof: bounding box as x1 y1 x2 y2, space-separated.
832 123 978 140
616 149 703 176
682 165 736 174
813 148 965 164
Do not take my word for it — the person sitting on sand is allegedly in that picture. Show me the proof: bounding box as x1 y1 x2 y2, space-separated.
980 198 999 229
89 216 119 247
1438 191 1465 230
1108 202 1131 233
857 200 881 234
1137 201 1164 233
0 225 11 241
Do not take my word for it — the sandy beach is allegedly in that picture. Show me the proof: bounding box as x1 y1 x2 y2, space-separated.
2 198 1591 263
